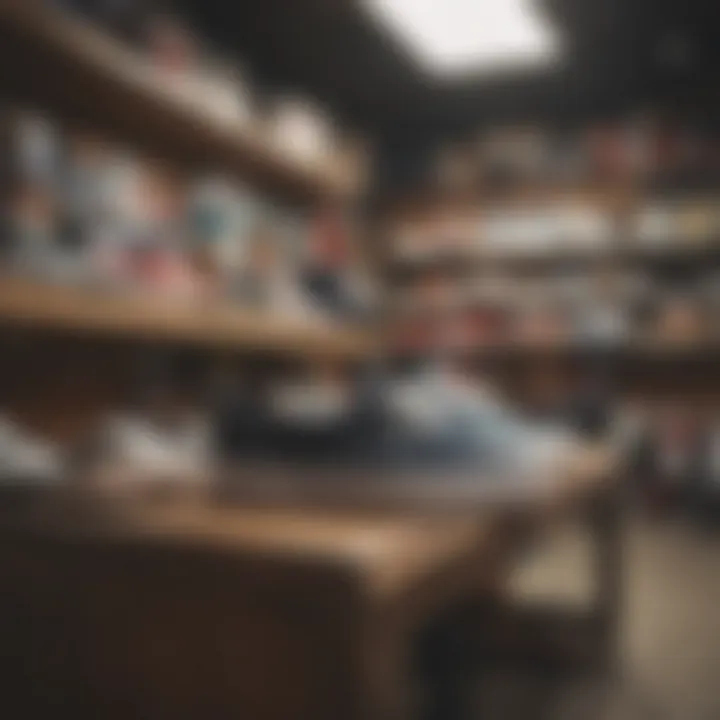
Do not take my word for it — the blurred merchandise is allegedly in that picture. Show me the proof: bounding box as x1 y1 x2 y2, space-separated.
634 204 674 248
633 198 720 249
231 223 287 309
479 127 551 186
434 143 477 191
98 411 212 481
144 13 202 102
652 296 707 345
410 113 720 191
0 415 63 482
513 304 569 347
0 105 371 326
0 416 63 485
266 97 334 166
381 363 575 474
571 302 628 347
11 110 61 187
675 200 719 246
302 207 376 320
587 125 633 180
5 182 59 274
632 404 714 511
93 371 213 484
196 52 255 127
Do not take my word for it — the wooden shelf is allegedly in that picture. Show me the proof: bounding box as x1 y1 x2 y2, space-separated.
392 340 720 362
0 277 372 359
389 244 720 277
380 185 637 217
0 0 361 204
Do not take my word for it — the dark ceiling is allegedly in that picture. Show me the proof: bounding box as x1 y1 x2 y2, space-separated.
183 0 720 139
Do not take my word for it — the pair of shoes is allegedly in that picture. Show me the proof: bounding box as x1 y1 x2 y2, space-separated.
385 367 574 477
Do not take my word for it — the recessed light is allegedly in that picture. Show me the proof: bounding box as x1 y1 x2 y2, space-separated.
365 0 559 75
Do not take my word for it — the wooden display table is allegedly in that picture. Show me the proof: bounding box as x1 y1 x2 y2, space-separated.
0 445 620 720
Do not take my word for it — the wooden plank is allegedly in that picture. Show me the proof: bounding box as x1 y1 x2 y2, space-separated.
0 277 372 359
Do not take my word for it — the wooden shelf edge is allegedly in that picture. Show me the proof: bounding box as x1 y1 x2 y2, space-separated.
389 245 720 274
391 342 720 361
0 278 372 359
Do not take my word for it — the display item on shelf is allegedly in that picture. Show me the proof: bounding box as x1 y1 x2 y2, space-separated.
434 143 477 191
562 206 614 252
550 132 589 184
6 182 61 276
567 266 631 345
12 111 61 188
634 204 673 248
395 218 439 261
145 13 197 73
513 303 569 346
229 221 313 317
652 124 684 178
99 411 212 481
571 302 628 346
654 405 706 486
675 201 718 245
0 414 63 482
653 296 707 345
197 52 255 127
385 363 575 474
302 207 374 320
229 225 283 308
611 401 649 455
91 359 214 484
267 97 334 166
188 176 258 282
620 117 655 178
479 127 551 185
144 13 203 104
330 135 370 190
270 377 354 428
587 126 627 179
